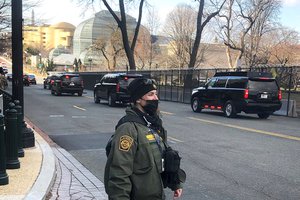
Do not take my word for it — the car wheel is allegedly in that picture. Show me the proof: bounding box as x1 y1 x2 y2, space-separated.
257 113 270 119
224 100 236 118
94 93 100 103
78 92 83 96
191 97 202 113
108 93 116 107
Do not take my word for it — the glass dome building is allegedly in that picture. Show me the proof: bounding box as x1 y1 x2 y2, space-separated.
73 10 137 69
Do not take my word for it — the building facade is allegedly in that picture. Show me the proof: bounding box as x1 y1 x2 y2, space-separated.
23 22 75 52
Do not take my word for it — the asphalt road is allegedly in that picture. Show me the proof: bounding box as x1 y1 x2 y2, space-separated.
22 83 300 200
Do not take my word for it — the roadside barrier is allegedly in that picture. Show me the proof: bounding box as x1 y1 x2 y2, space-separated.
274 99 298 117
0 88 25 185
14 100 24 157
5 102 20 169
0 112 8 185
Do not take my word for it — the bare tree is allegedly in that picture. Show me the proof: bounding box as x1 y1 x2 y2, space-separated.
163 4 198 69
76 0 145 70
218 0 281 68
245 0 281 67
92 28 125 71
267 27 300 65
102 0 145 70
0 0 10 32
188 0 226 69
144 6 160 69
134 26 152 70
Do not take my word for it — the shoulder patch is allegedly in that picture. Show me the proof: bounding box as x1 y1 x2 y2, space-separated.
119 135 133 152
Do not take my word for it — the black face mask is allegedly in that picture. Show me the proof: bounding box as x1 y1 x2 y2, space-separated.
142 100 159 115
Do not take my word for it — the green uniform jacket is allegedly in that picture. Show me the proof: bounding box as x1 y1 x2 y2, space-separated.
104 107 166 200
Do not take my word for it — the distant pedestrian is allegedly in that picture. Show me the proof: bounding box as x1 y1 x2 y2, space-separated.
104 78 185 200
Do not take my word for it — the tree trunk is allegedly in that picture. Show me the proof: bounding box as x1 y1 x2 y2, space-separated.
188 0 204 69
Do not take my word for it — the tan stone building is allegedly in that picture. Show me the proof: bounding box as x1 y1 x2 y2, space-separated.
23 22 75 51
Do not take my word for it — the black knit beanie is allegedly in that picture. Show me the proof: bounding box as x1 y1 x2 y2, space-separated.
128 78 157 102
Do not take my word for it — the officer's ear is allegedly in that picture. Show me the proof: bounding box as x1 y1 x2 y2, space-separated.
136 99 141 104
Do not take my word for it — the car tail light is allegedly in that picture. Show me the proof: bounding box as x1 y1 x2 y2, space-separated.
217 106 222 110
124 76 128 80
244 89 249 99
50 80 54 84
65 75 69 79
116 83 120 92
211 106 215 109
278 90 282 100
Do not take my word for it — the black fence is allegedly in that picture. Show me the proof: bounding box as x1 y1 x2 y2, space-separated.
79 66 300 117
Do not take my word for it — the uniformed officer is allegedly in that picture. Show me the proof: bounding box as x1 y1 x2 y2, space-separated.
104 78 183 200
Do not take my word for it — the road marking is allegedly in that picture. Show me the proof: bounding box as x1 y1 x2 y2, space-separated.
49 115 64 118
73 105 86 111
72 116 87 118
168 136 184 143
188 117 300 142
161 111 174 115
85 96 93 99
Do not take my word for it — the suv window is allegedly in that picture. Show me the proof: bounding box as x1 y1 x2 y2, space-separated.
101 76 116 84
207 78 217 88
213 78 227 88
227 78 247 88
248 80 278 91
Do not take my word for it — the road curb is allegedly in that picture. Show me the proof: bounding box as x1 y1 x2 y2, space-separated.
23 120 56 200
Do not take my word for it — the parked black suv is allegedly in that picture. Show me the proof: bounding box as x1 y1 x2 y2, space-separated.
191 71 282 119
51 73 84 96
94 73 143 106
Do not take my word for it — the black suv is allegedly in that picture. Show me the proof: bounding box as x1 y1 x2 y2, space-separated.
51 73 84 96
44 75 59 89
94 73 143 106
191 71 282 119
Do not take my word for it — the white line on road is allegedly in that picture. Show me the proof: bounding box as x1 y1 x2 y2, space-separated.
49 115 64 118
71 116 87 118
73 105 86 111
161 111 174 115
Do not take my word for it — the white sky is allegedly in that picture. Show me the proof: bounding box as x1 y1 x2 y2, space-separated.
32 0 300 33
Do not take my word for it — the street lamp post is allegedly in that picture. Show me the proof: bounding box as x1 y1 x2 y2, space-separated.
11 0 35 148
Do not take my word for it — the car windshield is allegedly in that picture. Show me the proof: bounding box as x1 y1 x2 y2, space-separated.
248 80 278 91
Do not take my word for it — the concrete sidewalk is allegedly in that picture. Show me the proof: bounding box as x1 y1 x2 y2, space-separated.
0 119 108 200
